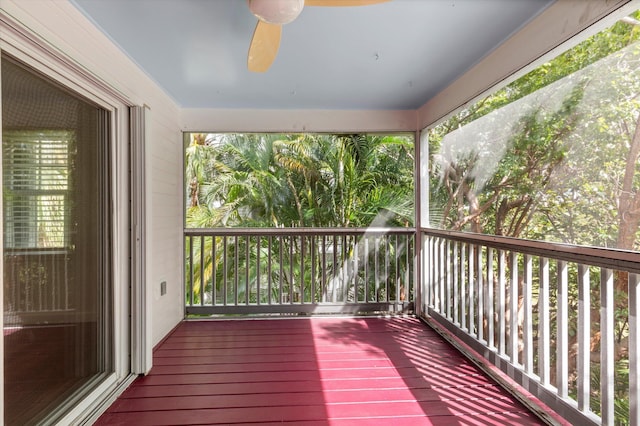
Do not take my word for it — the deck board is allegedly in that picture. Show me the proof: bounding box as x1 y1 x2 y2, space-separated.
95 317 544 425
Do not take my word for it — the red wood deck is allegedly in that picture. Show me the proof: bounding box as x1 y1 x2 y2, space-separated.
95 317 544 425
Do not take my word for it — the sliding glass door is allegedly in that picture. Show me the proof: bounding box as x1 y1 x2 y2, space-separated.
2 55 112 425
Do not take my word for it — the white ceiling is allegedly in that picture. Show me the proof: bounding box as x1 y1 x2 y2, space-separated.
71 0 554 110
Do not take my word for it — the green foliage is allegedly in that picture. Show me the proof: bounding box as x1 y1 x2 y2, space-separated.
185 133 414 229
428 13 640 250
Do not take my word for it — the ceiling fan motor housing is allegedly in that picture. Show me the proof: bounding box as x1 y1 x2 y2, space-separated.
247 0 305 25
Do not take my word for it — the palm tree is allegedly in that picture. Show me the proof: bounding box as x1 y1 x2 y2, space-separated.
185 132 415 305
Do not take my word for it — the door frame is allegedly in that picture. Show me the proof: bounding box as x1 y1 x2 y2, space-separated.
0 10 148 424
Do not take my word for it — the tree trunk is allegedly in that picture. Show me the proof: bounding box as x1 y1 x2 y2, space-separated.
590 113 640 366
616 113 640 251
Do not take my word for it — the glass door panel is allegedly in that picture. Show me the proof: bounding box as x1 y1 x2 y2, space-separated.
2 56 111 425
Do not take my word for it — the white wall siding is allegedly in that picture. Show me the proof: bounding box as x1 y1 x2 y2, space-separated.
147 109 184 346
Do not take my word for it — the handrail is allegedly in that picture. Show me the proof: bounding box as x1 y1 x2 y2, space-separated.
186 227 415 236
423 227 640 274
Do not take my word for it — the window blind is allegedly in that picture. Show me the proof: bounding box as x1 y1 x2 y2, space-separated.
3 130 72 249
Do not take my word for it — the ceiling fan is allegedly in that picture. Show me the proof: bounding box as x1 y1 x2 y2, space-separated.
247 0 390 72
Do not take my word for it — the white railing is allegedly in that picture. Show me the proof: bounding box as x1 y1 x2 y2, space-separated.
422 228 640 426
185 227 415 315
3 250 72 317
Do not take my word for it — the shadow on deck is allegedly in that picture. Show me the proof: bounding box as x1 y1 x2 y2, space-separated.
95 316 546 425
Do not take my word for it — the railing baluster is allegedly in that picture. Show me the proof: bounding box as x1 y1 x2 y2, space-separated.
406 234 411 303
577 263 590 412
374 236 380 302
446 240 452 319
305 236 310 303
223 236 228 306
439 238 446 314
39 258 44 311
256 236 261 305
300 236 305 304
290 235 295 304
423 236 429 308
331 235 338 303
432 237 437 309
557 259 568 397
427 236 433 308
539 257 550 386
600 267 614 426
498 249 506 354
343 234 348 303
394 235 399 305
630 273 640 426
279 235 284 304
322 236 327 302
523 254 533 374
487 247 495 349
354 236 361 302
477 245 484 343
311 236 316 304
432 236 437 309
460 242 467 331
364 236 369 302
212 236 216 305
385 234 390 303
245 235 250 305
355 234 359 302
402 235 412 309
510 251 519 364
189 236 194 307
47 256 53 311
200 235 205 306
432 237 438 310
65 255 69 309
267 236 272 305
49 256 57 310
336 235 342 302
468 244 475 337
234 236 239 305
453 241 459 325
398 235 402 311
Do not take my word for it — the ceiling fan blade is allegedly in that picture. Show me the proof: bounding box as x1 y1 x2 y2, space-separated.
305 0 389 6
247 21 282 73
